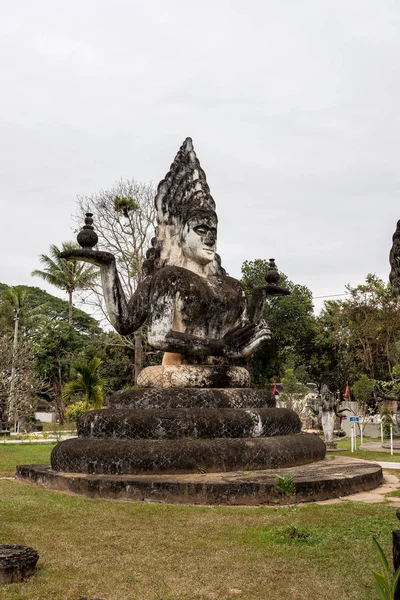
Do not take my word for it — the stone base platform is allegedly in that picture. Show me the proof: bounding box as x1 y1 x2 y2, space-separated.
16 456 383 506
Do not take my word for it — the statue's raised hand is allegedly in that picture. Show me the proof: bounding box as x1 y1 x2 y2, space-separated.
222 320 270 358
60 249 115 267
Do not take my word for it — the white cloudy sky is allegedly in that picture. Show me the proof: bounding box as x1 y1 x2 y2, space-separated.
1 0 399 314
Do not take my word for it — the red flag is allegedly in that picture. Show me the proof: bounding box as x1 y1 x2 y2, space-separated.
272 382 279 396
344 381 349 399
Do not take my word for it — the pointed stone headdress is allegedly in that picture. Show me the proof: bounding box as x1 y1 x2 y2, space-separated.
142 138 223 276
155 137 217 227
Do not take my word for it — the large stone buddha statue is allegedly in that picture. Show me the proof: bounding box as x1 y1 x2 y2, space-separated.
63 138 273 363
51 138 325 481
62 138 283 387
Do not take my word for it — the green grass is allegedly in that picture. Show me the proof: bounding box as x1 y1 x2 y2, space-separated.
334 435 400 462
0 481 397 600
0 443 55 476
0 443 399 599
42 421 76 432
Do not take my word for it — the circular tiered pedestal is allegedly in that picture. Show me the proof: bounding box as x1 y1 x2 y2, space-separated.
16 366 383 504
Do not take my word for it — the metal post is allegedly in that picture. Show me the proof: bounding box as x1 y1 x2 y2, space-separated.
360 425 363 446
381 422 384 444
351 425 354 453
391 425 394 456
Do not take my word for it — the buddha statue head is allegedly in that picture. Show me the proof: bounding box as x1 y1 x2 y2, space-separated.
179 208 218 269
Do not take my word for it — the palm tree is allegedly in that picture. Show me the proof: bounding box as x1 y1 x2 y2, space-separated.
62 357 105 409
31 242 98 325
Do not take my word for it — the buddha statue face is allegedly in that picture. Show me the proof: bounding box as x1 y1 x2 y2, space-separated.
180 212 217 266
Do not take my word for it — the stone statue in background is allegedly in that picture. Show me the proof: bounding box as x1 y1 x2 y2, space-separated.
319 384 348 449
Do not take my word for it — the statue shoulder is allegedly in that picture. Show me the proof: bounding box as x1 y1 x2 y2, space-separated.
221 274 247 296
150 265 195 293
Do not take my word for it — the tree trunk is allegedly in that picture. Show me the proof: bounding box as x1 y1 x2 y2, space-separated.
67 289 73 379
54 357 65 425
8 310 19 431
375 384 400 402
134 327 143 386
68 290 73 325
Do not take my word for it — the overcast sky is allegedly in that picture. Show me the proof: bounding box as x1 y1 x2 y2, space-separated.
1 0 399 314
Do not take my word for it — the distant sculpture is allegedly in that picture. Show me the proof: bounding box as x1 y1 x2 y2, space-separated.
319 384 348 448
61 138 284 365
390 219 400 296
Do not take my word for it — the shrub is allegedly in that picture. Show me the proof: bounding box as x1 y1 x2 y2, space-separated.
334 429 346 437
65 401 91 422
371 536 400 600
274 474 296 497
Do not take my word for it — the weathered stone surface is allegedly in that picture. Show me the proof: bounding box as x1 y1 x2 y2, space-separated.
137 364 250 388
0 545 39 584
51 433 325 475
78 407 301 440
16 457 383 505
108 387 276 410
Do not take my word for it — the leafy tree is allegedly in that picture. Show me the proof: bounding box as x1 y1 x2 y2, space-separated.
351 373 376 432
317 275 400 396
27 298 101 423
62 357 105 408
32 242 98 325
0 283 100 338
309 300 346 390
30 319 82 423
241 259 315 385
0 281 104 425
352 374 375 407
280 368 309 415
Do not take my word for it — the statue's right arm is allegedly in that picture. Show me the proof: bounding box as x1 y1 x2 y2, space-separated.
60 249 149 335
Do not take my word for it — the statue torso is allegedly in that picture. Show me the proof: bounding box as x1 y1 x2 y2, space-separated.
149 266 247 339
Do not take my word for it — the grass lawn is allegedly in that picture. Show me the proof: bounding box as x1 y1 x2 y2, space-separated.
0 443 56 477
1 444 399 599
335 435 400 462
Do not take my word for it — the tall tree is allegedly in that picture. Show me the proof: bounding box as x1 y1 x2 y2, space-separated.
330 275 400 382
0 334 37 431
76 178 157 383
0 287 30 429
31 242 98 325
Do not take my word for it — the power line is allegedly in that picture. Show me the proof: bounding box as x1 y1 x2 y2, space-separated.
312 293 351 300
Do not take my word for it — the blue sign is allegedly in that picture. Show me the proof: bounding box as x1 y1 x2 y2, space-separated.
349 416 360 422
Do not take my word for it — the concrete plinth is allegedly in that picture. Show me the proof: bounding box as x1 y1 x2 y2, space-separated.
16 456 382 505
